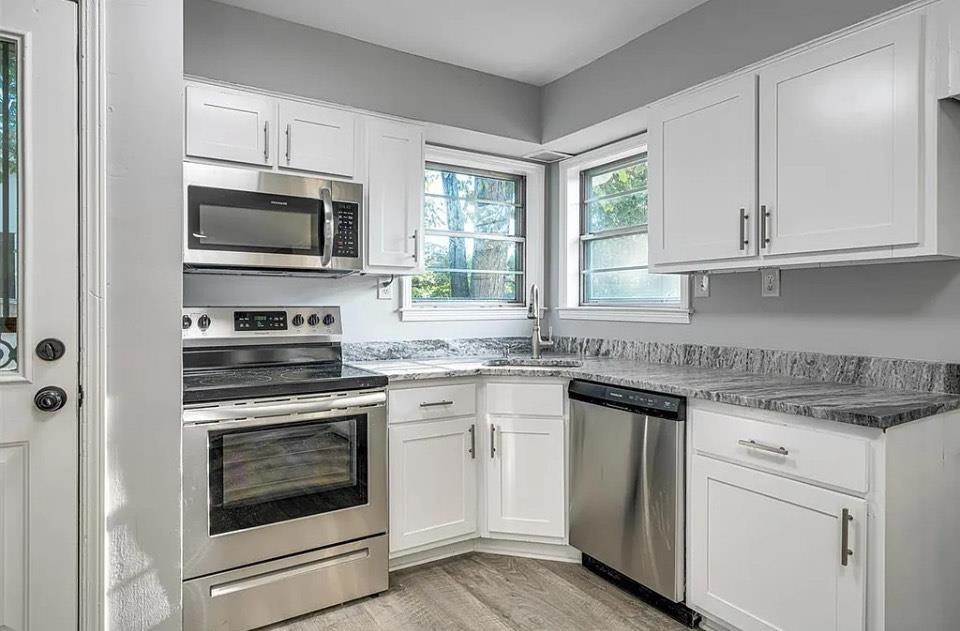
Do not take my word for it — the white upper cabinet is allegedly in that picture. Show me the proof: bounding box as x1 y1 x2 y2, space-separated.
689 456 867 631
648 75 758 267
186 85 276 167
758 13 922 257
365 117 424 271
278 100 357 178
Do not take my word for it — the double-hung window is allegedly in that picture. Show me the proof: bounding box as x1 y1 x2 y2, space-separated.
403 147 544 321
558 138 690 323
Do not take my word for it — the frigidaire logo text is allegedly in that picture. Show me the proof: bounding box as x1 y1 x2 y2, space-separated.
270 200 288 206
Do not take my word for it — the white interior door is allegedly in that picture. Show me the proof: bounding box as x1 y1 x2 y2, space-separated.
0 2 79 629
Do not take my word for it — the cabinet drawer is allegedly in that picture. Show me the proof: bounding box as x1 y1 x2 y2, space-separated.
389 383 476 423
486 382 564 417
692 408 869 494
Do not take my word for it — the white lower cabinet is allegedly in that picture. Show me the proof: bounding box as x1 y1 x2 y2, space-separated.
388 417 478 553
485 415 565 539
689 456 867 631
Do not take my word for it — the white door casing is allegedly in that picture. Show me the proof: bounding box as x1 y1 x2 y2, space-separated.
1 2 80 630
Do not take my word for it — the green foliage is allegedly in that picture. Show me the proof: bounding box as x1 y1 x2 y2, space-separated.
585 159 647 233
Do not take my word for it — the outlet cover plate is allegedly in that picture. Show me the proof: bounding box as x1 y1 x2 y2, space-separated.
761 268 781 298
377 279 394 300
694 273 710 298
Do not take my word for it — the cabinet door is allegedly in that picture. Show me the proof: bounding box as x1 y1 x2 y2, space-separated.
185 85 275 166
485 416 565 539
758 13 922 256
365 117 424 270
278 100 356 177
648 74 758 268
389 418 478 553
689 456 867 631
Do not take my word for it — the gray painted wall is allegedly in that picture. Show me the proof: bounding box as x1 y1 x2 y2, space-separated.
540 0 915 141
184 0 541 142
544 164 960 363
105 1 183 628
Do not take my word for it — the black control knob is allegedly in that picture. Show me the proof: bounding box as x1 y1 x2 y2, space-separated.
308 314 320 326
322 314 335 326
34 386 67 412
197 314 211 331
292 314 304 327
182 315 192 330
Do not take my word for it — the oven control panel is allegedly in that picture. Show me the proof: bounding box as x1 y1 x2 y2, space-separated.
234 311 287 331
332 202 359 258
182 306 343 345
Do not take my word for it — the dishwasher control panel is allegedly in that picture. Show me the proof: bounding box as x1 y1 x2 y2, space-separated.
568 380 685 420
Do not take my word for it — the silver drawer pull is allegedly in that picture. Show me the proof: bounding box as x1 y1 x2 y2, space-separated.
738 439 789 456
419 400 454 408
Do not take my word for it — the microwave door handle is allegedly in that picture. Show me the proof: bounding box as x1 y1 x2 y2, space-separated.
321 187 335 267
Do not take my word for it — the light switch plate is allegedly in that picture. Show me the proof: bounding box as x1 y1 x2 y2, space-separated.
693 273 710 298
761 268 781 298
377 278 394 300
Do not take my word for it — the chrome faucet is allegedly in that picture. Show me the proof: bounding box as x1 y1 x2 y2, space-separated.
527 284 554 359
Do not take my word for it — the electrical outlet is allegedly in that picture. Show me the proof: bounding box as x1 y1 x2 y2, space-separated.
761 268 781 298
693 273 710 298
377 278 394 300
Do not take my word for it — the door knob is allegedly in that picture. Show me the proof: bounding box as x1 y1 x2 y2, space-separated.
35 338 66 361
34 386 67 412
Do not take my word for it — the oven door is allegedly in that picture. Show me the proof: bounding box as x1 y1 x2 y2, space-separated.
182 392 387 579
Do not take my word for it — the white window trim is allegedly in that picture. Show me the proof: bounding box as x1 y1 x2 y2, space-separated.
401 145 544 322
557 134 691 323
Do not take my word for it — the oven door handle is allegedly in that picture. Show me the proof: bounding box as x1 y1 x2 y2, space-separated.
183 392 386 426
321 187 335 267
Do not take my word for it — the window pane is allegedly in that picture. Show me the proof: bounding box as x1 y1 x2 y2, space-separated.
425 166 520 204
411 271 522 302
585 190 648 233
583 233 648 271
1 39 19 373
586 159 647 201
583 269 682 304
424 196 521 236
423 235 522 272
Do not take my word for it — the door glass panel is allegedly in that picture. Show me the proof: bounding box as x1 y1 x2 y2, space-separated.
0 38 19 373
209 415 368 535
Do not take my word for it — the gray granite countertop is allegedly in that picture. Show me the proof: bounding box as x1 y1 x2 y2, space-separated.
351 355 960 429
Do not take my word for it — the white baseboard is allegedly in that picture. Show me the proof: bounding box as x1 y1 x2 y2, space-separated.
389 537 581 572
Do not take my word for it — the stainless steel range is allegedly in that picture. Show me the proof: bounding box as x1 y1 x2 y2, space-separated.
181 306 388 631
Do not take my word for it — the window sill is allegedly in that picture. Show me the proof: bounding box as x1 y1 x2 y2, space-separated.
556 306 691 324
400 306 531 322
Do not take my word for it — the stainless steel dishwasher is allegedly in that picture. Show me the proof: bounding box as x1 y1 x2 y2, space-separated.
569 380 696 625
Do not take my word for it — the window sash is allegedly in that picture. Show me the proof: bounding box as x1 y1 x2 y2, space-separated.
417 163 527 305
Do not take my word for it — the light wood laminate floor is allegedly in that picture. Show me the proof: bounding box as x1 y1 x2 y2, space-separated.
267 553 689 631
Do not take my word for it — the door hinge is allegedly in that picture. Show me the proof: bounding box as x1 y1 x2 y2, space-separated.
78 384 84 408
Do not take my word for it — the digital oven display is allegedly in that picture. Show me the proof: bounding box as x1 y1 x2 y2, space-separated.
234 311 287 331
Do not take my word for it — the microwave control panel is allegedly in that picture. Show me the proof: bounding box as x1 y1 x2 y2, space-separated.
333 202 359 258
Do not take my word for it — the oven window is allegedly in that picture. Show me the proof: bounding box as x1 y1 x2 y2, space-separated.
208 415 367 535
187 185 320 255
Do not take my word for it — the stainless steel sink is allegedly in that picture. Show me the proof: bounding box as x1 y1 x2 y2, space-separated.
483 358 584 368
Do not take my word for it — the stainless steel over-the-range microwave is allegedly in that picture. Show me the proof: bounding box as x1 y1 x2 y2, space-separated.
183 162 363 273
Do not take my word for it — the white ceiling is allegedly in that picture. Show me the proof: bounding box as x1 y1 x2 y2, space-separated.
213 0 710 86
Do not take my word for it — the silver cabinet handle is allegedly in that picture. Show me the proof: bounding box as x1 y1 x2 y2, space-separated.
760 205 770 248
468 424 475 459
738 439 788 456
739 208 749 250
321 187 334 267
419 400 453 408
191 232 208 239
841 508 854 566
410 229 419 262
263 120 270 162
490 425 496 459
285 123 292 163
